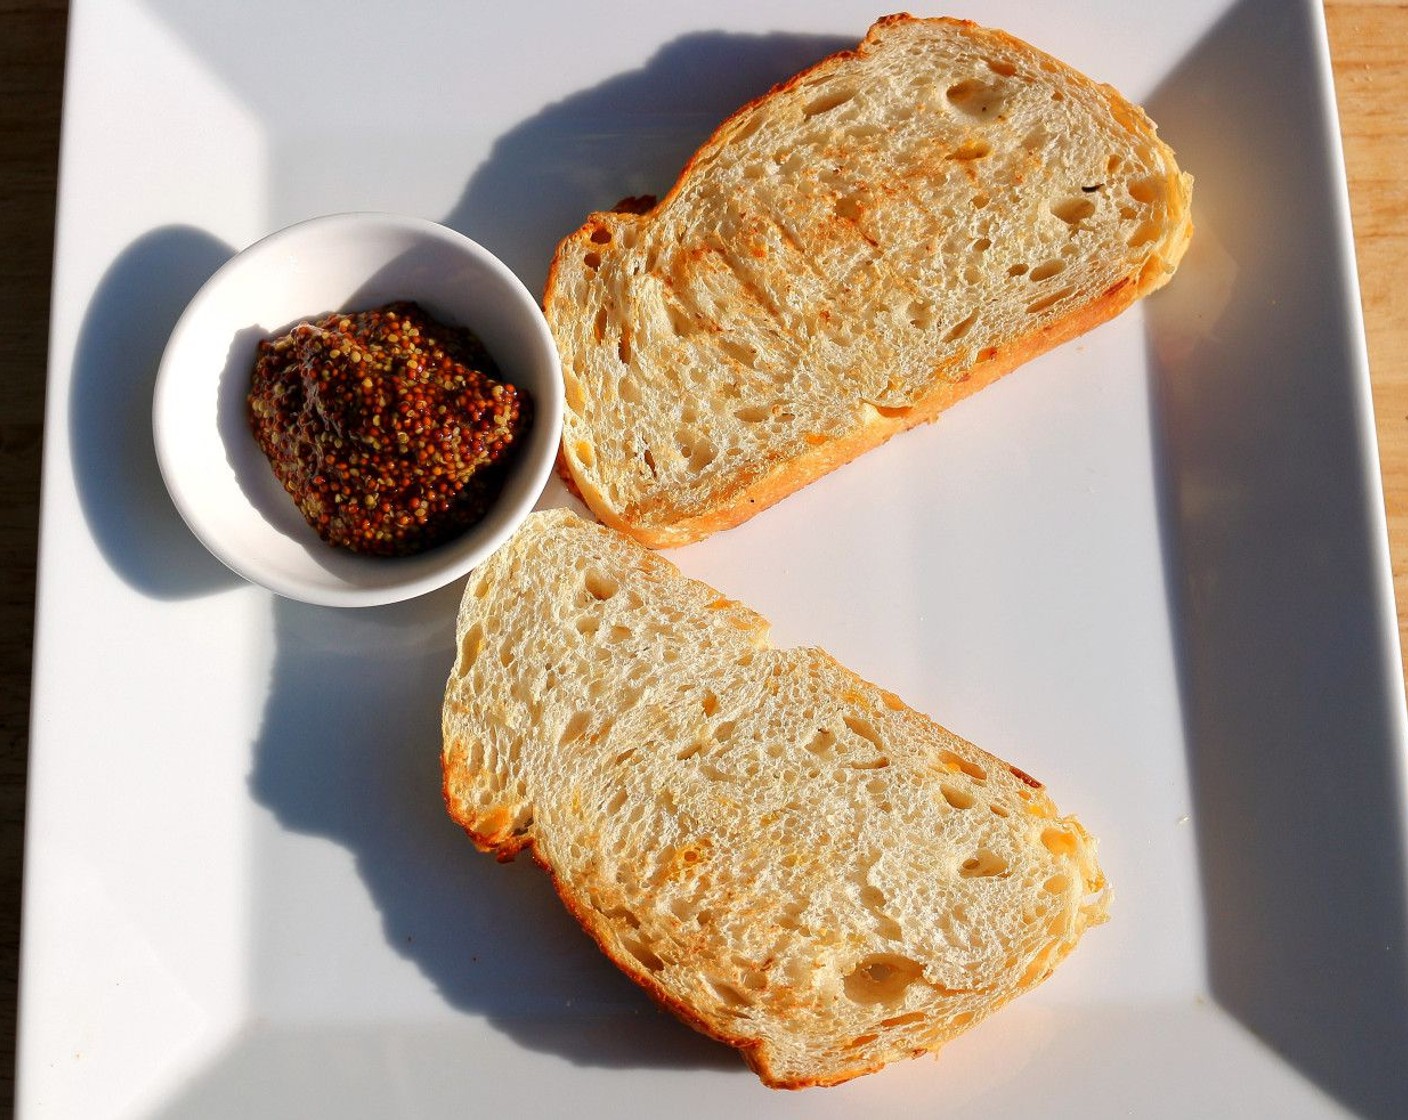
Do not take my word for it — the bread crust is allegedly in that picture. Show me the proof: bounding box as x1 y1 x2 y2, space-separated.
545 14 1193 548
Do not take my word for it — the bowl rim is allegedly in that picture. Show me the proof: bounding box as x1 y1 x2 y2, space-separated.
152 210 564 608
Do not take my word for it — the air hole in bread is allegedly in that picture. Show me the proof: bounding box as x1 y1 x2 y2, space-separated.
940 783 975 810
949 137 992 161
835 194 865 222
843 715 884 751
805 728 838 759
1127 219 1161 248
971 192 990 209
843 953 925 1006
1029 258 1066 282
457 623 485 673
946 78 1008 119
679 432 718 471
1042 827 1080 858
906 299 938 329
1051 195 1096 225
563 375 584 412
1050 89 1065 102
1044 874 1071 894
617 330 632 365
730 111 764 144
1026 285 1075 314
584 569 619 601
734 404 771 423
664 302 692 338
583 251 601 270
641 448 658 479
591 306 608 342
589 226 612 245
960 849 1009 878
620 935 665 973
963 264 983 285
1019 941 1061 987
778 150 807 176
1008 262 1029 277
803 86 858 117
859 884 904 940
986 58 1018 77
972 236 992 253
708 977 752 1010
574 613 599 637
605 787 628 815
990 802 1010 818
944 309 979 342
680 843 707 867
718 336 755 367
676 740 704 761
939 750 986 781
850 756 890 770
1022 125 1049 152
1128 175 1163 204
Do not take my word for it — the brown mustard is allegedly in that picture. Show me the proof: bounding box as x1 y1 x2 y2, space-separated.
248 301 531 557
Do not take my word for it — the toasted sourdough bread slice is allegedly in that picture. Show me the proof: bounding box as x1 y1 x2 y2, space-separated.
442 509 1108 1088
547 14 1192 547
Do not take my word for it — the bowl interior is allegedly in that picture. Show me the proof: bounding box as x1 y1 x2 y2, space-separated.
154 214 562 606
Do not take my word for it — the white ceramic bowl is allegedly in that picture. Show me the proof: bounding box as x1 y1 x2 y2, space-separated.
153 212 563 607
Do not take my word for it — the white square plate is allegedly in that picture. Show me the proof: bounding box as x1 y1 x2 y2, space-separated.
20 1 1408 1116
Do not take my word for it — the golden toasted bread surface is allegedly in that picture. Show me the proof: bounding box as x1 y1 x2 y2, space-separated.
547 15 1192 547
442 509 1107 1087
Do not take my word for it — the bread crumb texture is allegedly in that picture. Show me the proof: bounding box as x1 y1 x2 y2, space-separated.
442 509 1108 1088
548 14 1193 547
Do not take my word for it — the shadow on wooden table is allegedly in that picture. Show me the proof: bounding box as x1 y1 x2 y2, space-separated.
1145 1 1408 1116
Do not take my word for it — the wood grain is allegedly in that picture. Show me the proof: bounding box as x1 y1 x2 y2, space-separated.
1326 3 1408 667
0 3 1403 1116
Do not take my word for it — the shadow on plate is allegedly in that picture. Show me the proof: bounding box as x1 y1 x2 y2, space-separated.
1143 0 1408 1115
238 589 741 1085
441 28 855 294
69 225 243 599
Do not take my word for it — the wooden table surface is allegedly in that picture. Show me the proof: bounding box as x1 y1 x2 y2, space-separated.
0 2 1404 1114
